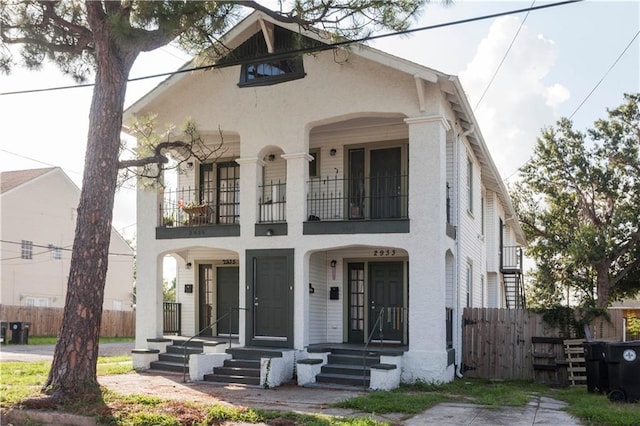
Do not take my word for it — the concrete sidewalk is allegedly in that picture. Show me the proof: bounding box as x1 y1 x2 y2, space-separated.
1 343 583 425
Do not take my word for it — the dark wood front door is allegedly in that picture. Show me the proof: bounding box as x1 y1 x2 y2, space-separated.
369 262 404 342
216 266 239 336
246 249 294 347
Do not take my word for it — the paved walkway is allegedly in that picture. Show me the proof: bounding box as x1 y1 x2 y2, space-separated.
1 343 583 425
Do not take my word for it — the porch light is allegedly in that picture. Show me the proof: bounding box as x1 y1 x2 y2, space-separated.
268 154 275 161
185 161 194 170
266 228 274 236
330 148 337 156
185 262 192 269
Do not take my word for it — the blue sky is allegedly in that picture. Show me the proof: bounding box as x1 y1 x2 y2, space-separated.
0 0 638 241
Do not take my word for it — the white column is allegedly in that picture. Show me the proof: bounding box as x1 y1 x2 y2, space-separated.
235 157 264 237
403 114 453 382
282 152 313 237
135 186 164 348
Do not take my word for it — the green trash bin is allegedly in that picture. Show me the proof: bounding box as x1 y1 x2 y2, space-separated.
605 341 640 403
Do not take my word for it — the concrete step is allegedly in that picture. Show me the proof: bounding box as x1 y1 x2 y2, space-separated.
149 360 188 373
316 372 370 387
203 373 260 386
321 363 371 377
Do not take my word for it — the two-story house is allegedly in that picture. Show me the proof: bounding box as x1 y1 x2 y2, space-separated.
0 167 134 311
127 12 525 388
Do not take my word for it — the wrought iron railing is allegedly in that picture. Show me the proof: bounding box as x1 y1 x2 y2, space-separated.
181 307 248 383
258 180 286 223
306 174 408 221
163 302 181 335
159 186 239 228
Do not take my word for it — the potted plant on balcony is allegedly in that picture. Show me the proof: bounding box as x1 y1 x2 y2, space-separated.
162 213 175 227
181 200 208 216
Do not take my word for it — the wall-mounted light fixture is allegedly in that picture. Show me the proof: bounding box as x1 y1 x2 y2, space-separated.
330 148 337 156
268 154 275 161
266 229 274 236
330 259 337 280
185 161 194 170
185 262 192 270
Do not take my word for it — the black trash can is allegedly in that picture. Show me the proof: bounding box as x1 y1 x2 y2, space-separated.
583 341 609 393
0 320 7 345
605 341 640 403
9 321 30 344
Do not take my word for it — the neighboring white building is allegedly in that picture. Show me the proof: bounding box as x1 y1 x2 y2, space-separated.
127 12 525 387
0 167 135 311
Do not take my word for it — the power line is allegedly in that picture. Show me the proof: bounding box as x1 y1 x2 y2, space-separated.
503 28 640 183
474 0 535 111
0 239 134 260
0 147 137 191
569 30 640 120
0 0 583 97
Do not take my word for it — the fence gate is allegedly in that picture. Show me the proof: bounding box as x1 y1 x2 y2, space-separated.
461 308 626 381
462 308 531 380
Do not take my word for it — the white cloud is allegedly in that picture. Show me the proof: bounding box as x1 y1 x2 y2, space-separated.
459 16 570 180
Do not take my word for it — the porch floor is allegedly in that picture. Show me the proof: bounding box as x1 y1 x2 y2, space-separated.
307 342 408 356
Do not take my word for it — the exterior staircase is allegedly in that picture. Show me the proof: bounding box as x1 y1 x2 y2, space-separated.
203 347 284 386
311 346 404 387
501 246 526 309
149 339 203 374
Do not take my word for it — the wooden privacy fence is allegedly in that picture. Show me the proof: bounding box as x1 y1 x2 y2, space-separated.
0 305 135 337
462 308 625 381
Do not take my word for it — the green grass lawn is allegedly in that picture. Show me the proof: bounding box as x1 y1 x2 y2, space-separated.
2 359 639 426
24 336 134 345
336 379 640 426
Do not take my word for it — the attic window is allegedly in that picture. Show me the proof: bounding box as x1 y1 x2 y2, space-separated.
239 56 304 87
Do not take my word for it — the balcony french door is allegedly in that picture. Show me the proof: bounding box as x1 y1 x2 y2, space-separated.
200 161 240 224
348 146 402 220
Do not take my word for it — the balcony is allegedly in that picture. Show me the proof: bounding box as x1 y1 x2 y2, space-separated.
304 174 409 235
500 246 523 273
156 186 240 239
256 180 287 236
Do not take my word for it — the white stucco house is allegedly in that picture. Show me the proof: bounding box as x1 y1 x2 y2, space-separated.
127 12 526 388
0 167 135 311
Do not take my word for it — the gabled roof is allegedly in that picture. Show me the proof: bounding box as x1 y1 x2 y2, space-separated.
123 11 525 245
0 167 56 194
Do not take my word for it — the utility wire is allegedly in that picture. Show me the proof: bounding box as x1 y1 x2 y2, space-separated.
0 0 583 97
503 29 640 183
0 147 136 191
568 30 640 120
473 0 535 111
0 239 134 260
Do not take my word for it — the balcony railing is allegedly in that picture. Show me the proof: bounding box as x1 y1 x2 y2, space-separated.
159 186 239 228
306 174 408 221
258 180 286 223
501 246 523 272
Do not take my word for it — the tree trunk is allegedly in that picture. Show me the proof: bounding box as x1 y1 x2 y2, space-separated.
44 7 137 399
595 260 611 308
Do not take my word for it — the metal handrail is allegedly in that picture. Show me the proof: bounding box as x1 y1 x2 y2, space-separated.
181 306 248 383
362 307 386 390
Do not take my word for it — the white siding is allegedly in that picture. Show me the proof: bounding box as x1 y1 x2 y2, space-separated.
308 251 328 343
0 168 134 311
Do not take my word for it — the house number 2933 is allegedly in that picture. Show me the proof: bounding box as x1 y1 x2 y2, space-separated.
373 249 396 257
